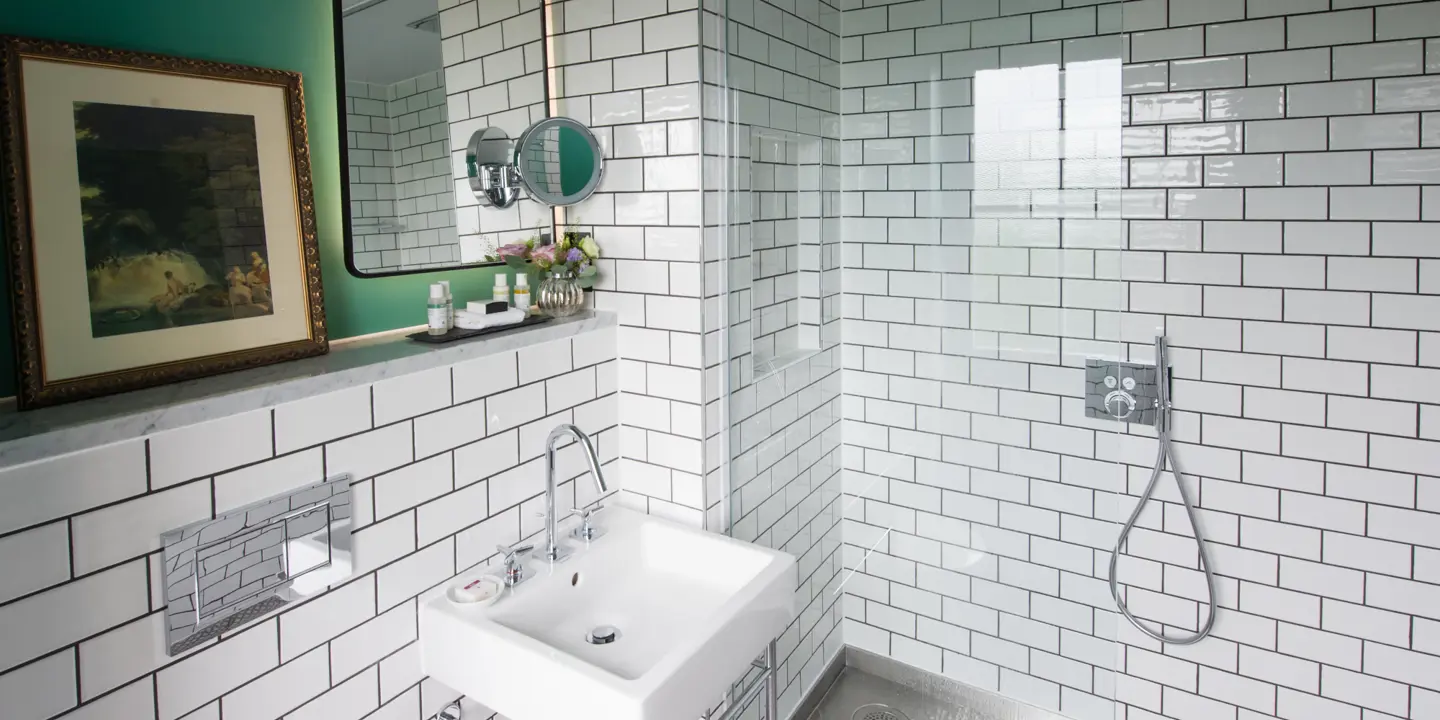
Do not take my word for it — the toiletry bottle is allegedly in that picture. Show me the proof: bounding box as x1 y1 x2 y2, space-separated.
493 274 510 306
438 280 454 329
427 284 448 336
513 273 530 311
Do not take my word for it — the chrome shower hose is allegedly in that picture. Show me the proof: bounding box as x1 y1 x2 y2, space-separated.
1106 336 1218 645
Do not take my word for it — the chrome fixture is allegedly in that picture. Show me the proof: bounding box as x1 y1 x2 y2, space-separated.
438 701 462 720
1104 336 1218 645
585 624 620 645
540 424 610 563
464 118 607 209
160 474 353 656
497 542 534 587
467 127 522 209
569 502 607 542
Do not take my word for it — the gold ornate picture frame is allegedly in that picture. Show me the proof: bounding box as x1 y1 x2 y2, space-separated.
0 37 327 409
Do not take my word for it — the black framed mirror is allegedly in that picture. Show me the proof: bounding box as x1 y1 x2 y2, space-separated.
332 0 551 277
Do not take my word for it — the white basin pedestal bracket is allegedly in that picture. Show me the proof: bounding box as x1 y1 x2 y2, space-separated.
705 638 779 720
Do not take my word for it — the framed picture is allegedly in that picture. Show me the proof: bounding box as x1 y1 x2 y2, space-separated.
0 37 327 409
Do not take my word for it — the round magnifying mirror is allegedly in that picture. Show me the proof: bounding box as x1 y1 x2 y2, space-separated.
513 117 605 207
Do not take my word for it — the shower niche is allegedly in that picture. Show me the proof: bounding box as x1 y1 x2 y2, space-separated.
747 128 823 379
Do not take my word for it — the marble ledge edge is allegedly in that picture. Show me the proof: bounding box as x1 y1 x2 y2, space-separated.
0 311 617 471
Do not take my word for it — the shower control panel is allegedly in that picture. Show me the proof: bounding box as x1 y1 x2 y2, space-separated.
1085 359 1161 427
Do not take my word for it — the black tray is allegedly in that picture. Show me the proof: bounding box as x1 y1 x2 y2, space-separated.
407 314 551 343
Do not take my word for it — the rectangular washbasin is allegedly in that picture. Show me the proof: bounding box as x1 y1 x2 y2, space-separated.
421 507 796 720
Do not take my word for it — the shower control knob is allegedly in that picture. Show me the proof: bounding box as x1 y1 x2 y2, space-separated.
1105 391 1135 420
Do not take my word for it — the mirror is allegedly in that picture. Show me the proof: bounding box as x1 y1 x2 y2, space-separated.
334 0 549 275
513 118 604 207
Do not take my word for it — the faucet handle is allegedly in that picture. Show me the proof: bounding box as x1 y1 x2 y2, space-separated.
569 502 607 543
497 543 533 562
496 543 534 586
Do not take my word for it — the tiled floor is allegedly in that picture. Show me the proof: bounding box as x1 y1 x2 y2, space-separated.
802 667 997 720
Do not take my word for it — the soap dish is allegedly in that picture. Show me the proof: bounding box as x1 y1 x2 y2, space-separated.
447 575 504 606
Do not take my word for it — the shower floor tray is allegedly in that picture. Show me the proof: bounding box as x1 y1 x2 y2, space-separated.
799 648 1066 720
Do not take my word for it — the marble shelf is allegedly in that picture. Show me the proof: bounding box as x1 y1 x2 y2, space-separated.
0 311 616 471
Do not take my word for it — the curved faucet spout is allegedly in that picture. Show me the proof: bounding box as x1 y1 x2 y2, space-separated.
542 424 608 562
547 423 609 495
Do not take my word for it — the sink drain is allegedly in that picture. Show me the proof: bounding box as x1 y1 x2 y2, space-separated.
853 704 911 720
586 625 619 645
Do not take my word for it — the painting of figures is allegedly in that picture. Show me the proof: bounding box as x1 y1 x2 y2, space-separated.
75 102 275 337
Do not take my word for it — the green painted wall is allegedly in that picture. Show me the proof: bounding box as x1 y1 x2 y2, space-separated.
0 0 508 397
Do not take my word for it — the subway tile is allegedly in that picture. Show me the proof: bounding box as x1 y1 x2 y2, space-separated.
0 442 147 537
1287 80 1374 117
1130 27 1204 62
72 480 209 574
0 560 146 674
331 601 418 681
1329 113 1419 150
157 620 278 720
1247 49 1330 86
1331 186 1419 220
1287 9 1374 49
1376 1 1440 41
286 665 378 720
1206 19 1285 56
222 646 329 720
1170 56 1245 91
326 422 414 482
377 539 453 611
1244 118 1326 153
0 650 76 720
150 410 272 488
274 386 372 454
1334 39 1423 79
1206 87 1285 121
0 521 69 605
373 367 452 426
452 350 518 403
213 449 325 514
281 577 376 664
55 678 153 720
1376 76 1440 112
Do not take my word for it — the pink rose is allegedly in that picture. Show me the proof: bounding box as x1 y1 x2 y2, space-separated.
530 244 557 268
497 244 529 258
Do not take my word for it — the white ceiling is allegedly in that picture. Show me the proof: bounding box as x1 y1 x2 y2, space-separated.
342 0 444 87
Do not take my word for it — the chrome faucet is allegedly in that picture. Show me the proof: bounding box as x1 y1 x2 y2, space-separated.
540 424 609 563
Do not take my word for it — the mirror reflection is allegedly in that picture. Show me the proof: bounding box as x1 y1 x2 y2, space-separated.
338 0 556 275
514 119 603 206
339 0 463 274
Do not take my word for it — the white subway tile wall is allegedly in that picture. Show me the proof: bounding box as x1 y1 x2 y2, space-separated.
443 0 553 267
706 0 847 715
545 0 714 530
839 1 1440 720
0 330 617 720
346 71 460 273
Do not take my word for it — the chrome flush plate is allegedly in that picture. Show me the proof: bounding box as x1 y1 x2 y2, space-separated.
160 474 353 655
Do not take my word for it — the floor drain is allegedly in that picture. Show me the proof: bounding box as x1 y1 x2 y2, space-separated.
853 704 911 720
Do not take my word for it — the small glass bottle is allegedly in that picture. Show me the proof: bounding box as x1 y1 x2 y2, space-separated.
437 280 454 329
427 284 448 336
513 273 530 311
493 273 510 306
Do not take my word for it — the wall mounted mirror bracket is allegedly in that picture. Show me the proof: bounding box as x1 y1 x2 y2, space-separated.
468 126 522 209
465 117 606 210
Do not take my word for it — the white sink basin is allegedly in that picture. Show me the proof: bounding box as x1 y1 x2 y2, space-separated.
420 507 796 720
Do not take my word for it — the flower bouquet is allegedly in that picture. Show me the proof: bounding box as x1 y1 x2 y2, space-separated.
488 229 600 288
